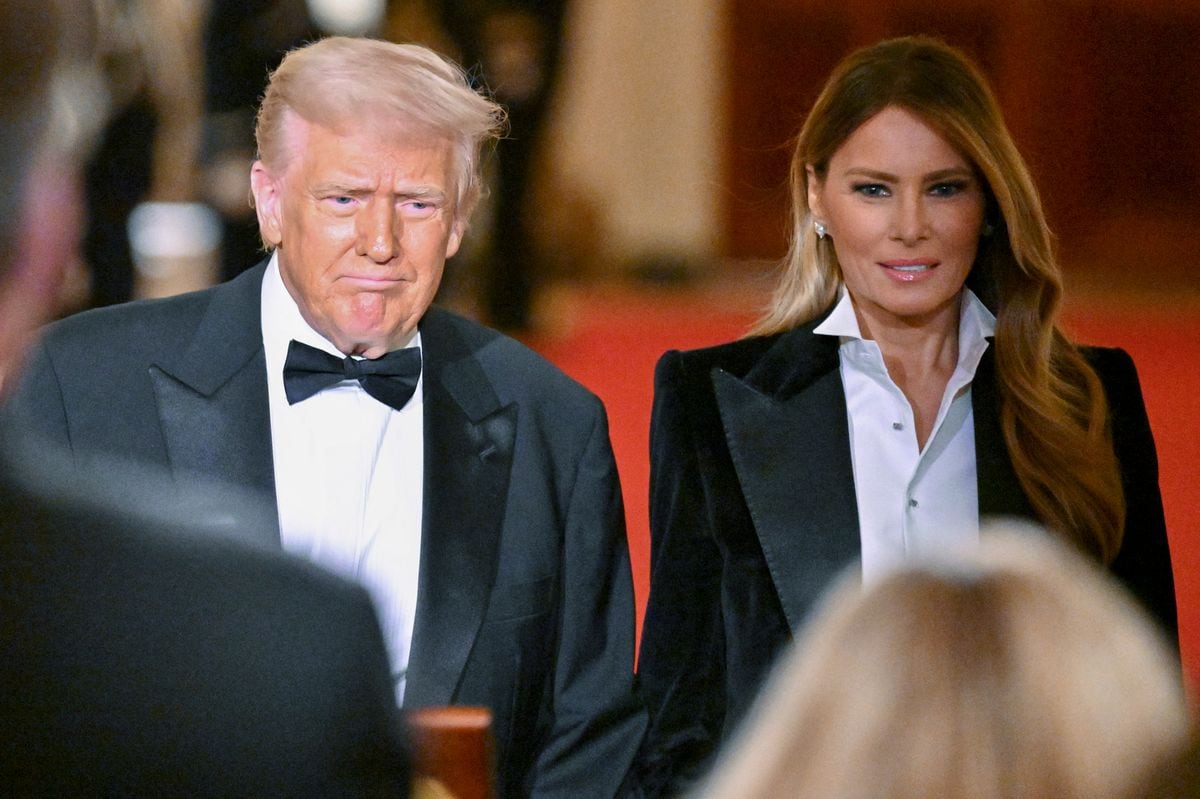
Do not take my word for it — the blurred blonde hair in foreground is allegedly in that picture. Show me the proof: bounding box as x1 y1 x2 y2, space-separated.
696 523 1189 799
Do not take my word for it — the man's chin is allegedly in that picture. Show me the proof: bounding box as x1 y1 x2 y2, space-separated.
331 325 419 358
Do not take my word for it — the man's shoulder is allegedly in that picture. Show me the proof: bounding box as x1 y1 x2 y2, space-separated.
41 265 264 356
32 266 266 384
423 306 599 406
45 278 227 338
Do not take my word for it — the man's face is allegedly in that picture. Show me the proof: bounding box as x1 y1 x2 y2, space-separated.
251 116 463 357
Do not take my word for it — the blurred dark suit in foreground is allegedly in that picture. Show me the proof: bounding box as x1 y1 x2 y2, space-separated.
0 436 411 796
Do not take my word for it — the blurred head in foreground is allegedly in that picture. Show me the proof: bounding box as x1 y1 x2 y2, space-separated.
698 524 1189 799
1131 733 1200 799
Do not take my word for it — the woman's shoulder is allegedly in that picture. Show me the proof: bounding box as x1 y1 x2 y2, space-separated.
1074 345 1156 443
1078 345 1142 399
657 332 787 384
1079 344 1135 373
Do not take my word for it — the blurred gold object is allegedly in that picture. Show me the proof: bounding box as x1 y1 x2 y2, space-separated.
412 777 457 799
407 706 497 799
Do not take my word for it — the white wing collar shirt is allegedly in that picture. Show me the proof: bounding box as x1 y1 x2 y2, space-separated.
261 253 423 704
814 288 996 583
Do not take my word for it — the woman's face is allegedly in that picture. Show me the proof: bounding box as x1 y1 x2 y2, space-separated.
808 106 986 336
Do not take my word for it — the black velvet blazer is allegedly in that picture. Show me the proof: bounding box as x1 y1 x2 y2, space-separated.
635 312 1177 797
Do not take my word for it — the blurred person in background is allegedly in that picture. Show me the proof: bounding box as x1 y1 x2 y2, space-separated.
202 0 319 283
10 35 645 798
82 0 209 306
695 527 1188 799
88 0 383 304
432 0 570 331
0 2 410 795
636 35 1175 795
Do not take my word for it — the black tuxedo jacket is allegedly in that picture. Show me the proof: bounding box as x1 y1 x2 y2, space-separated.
0 426 410 796
11 263 645 798
635 313 1177 796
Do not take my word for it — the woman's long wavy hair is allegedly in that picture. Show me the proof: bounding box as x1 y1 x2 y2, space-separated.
752 36 1125 562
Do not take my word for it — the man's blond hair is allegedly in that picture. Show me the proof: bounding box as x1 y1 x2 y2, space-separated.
255 37 505 221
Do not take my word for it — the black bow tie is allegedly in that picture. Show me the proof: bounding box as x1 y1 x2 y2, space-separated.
283 339 422 411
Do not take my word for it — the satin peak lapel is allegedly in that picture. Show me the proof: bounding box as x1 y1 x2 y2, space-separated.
714 328 860 630
148 266 277 541
404 313 516 708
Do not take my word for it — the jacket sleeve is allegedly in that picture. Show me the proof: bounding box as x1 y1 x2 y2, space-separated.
1094 347 1178 646
635 351 728 797
528 398 648 798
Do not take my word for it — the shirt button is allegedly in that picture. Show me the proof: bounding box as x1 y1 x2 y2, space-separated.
892 422 904 431
908 498 919 508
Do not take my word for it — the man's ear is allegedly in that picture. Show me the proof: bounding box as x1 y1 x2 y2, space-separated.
445 218 465 260
250 161 284 247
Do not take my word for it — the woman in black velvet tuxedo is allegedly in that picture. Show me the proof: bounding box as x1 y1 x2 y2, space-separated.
635 36 1177 796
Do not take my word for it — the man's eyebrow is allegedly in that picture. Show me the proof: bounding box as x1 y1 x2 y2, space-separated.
311 180 371 195
395 186 448 201
309 182 448 201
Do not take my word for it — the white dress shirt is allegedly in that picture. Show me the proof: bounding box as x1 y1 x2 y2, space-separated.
814 289 996 583
261 254 423 704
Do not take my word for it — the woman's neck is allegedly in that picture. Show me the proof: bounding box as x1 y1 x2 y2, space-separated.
852 293 963 449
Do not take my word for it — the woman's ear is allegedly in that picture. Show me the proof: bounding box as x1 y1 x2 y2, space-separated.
806 164 825 221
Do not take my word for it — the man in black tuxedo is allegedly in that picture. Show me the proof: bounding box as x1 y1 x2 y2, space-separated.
11 35 644 798
0 3 409 796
